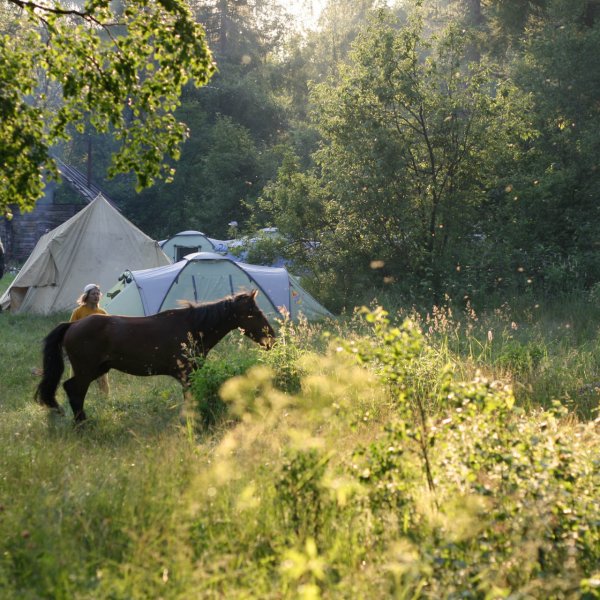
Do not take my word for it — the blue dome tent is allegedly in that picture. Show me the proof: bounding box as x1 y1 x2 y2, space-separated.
102 252 332 323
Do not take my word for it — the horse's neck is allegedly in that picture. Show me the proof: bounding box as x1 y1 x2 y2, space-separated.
212 316 238 340
191 304 238 352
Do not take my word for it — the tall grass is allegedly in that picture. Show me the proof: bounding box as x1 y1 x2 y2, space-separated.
396 294 600 418
0 282 598 598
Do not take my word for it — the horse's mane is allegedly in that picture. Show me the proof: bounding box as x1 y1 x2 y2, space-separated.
177 291 253 310
180 291 254 331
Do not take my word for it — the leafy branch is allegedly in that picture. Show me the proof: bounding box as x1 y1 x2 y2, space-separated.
0 0 215 213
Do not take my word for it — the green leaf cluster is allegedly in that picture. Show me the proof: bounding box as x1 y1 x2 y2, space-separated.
0 0 215 213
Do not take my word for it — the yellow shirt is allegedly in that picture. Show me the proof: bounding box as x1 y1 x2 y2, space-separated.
70 305 108 322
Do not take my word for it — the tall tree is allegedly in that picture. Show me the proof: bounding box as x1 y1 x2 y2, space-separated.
260 8 532 307
118 0 289 238
193 0 288 65
0 0 214 215
491 0 600 293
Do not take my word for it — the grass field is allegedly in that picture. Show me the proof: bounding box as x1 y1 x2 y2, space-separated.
1 273 598 598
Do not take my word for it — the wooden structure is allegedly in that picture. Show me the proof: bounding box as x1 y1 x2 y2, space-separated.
0 160 110 266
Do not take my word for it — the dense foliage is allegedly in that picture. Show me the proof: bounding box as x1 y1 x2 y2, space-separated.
0 0 214 215
253 0 600 310
3 0 598 310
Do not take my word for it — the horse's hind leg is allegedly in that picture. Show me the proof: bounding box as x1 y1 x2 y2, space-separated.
95 362 110 396
63 377 91 423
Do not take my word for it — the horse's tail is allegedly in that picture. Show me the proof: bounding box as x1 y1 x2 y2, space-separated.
35 322 72 410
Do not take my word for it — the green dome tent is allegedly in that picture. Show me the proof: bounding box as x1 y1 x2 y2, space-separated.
159 230 219 262
101 252 333 323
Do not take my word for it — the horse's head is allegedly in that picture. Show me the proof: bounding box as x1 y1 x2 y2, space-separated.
233 289 275 349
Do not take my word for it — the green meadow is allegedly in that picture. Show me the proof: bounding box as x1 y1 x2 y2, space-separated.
1 273 599 599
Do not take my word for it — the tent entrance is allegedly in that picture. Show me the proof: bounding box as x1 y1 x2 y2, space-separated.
175 245 199 261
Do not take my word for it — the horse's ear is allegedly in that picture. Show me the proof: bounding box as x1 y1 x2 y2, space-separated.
250 289 258 300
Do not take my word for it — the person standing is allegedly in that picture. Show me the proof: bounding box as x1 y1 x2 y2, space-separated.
70 283 110 394
70 283 107 321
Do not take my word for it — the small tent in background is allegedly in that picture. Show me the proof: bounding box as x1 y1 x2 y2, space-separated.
159 228 287 266
0 195 170 314
102 252 333 323
160 230 225 262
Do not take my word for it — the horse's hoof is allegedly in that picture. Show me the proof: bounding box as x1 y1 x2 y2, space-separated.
51 405 65 416
73 412 88 428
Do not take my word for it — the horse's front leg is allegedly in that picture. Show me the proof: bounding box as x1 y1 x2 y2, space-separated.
175 362 196 430
63 377 91 424
180 380 199 430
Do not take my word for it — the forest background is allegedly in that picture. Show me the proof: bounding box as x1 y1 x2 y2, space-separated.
1 2 600 597
8 0 597 315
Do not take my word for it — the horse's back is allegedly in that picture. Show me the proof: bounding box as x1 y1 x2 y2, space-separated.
64 313 111 338
104 311 192 343
64 310 193 360
66 312 182 337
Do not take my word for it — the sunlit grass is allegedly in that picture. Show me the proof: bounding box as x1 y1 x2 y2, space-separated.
0 293 598 598
387 294 600 418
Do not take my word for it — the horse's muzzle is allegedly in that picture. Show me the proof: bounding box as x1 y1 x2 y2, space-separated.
261 336 275 350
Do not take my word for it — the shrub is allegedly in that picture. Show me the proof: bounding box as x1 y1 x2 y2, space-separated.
341 309 600 597
276 448 331 539
189 354 259 427
495 339 546 374
258 316 312 394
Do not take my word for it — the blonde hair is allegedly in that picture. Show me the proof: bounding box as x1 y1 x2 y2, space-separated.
77 284 101 306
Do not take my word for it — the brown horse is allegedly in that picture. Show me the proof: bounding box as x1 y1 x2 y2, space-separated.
35 290 275 423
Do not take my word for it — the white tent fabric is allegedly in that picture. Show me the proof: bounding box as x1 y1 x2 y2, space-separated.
0 195 170 314
102 252 333 323
159 230 240 263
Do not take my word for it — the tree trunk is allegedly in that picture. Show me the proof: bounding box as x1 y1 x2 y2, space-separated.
465 0 483 63
583 0 599 27
218 0 229 57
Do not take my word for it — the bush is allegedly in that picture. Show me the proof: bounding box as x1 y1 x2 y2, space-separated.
258 317 311 394
495 339 546 374
189 354 259 427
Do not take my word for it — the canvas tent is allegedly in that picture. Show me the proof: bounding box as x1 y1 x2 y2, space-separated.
101 252 332 323
0 195 170 314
